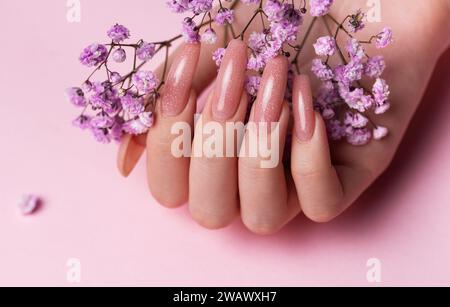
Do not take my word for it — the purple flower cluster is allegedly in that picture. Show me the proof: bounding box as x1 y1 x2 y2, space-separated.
69 24 159 143
310 0 334 17
311 23 393 145
70 1 394 148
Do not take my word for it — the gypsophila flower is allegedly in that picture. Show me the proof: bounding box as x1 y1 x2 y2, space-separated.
310 0 334 17
311 59 334 81
364 56 386 78
201 28 218 44
344 112 369 128
123 112 154 135
245 75 261 97
70 4 394 147
79 44 108 67
181 18 200 43
346 38 365 61
90 114 115 129
137 42 156 61
372 78 390 105
347 10 365 33
346 127 372 146
107 24 130 43
112 48 126 63
373 126 389 140
376 27 393 48
132 71 159 94
18 194 41 215
66 87 86 107
110 72 122 83
242 0 259 5
166 0 190 13
121 94 145 117
215 8 234 25
72 115 91 129
314 36 336 56
91 128 111 144
212 48 226 67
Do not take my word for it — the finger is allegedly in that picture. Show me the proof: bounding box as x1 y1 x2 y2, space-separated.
290 74 372 222
117 39 223 176
189 40 248 229
239 56 298 235
117 133 146 177
146 43 201 207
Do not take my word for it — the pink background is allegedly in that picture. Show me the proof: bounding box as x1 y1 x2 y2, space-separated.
1 0 450 287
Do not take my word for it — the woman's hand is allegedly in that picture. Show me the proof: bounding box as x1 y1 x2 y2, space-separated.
117 0 450 234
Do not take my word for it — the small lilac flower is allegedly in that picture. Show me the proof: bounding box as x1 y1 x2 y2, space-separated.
372 78 390 105
343 59 364 83
373 126 389 140
346 127 372 146
110 72 122 83
346 38 365 61
188 0 213 14
375 27 393 49
364 56 386 78
311 59 334 81
121 94 145 117
374 100 391 115
313 36 336 56
110 120 124 142
310 0 334 17
215 9 234 25
79 44 108 67
82 81 93 92
112 48 126 63
72 115 91 130
212 48 226 67
201 28 217 45
136 42 156 61
245 76 261 97
181 18 200 43
326 119 346 141
66 87 86 107
344 112 369 128
90 114 115 129
107 24 130 43
132 71 159 94
347 10 365 33
242 0 259 4
166 0 190 13
91 128 111 144
341 87 374 112
18 194 41 215
123 112 154 135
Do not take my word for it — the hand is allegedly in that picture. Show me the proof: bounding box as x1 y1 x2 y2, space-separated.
117 0 450 234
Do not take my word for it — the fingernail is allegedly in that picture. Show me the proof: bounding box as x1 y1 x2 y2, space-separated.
211 39 247 121
162 43 201 117
293 74 315 142
253 56 288 124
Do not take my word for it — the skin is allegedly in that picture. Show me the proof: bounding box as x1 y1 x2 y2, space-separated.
118 0 450 234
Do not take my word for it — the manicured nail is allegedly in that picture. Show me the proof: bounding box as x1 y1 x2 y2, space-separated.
253 56 288 124
293 74 315 142
211 39 247 121
162 43 201 117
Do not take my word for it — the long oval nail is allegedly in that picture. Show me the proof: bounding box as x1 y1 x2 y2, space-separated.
293 74 315 142
211 39 247 121
253 56 288 124
162 43 201 117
